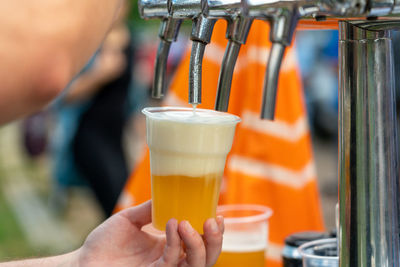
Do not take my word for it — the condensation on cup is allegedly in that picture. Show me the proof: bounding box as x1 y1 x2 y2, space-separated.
142 107 240 234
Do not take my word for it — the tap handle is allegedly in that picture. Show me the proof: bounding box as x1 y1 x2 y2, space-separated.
152 18 182 98
189 15 217 105
260 42 285 119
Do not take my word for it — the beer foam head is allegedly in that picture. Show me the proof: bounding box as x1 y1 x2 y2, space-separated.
143 106 240 125
143 107 240 176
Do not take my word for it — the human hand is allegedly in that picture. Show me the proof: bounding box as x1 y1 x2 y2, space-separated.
77 201 224 267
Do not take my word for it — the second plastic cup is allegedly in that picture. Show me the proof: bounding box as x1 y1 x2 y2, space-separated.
143 107 240 233
214 204 273 267
299 238 339 267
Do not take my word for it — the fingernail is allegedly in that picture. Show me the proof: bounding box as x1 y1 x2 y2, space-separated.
183 220 195 234
210 219 219 234
168 218 178 229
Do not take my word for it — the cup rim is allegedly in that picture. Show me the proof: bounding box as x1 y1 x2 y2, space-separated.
142 106 241 125
217 204 273 224
298 238 339 260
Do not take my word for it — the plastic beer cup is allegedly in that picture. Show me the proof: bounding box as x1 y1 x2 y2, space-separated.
214 204 273 267
299 238 339 267
142 107 240 233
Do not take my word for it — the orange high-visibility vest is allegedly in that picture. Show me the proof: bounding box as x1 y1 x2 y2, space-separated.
116 20 324 267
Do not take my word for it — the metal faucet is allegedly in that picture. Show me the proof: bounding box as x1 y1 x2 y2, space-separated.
169 0 217 105
141 0 217 104
203 0 253 112
139 0 182 98
188 14 217 105
244 2 300 119
243 0 371 119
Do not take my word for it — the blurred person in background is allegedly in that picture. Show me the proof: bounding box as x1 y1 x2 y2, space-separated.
117 21 325 267
0 0 223 266
21 111 49 159
50 1 133 217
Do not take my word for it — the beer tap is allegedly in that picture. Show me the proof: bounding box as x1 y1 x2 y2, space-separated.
203 0 253 112
140 0 216 103
140 0 400 266
165 0 217 106
139 0 182 98
262 8 299 120
244 1 300 119
242 0 368 119
188 16 217 105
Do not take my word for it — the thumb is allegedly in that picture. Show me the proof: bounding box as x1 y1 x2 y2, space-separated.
118 200 152 228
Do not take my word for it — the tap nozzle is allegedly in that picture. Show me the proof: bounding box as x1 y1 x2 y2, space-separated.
153 39 170 98
261 42 285 119
139 0 182 99
242 0 299 119
189 14 217 105
261 8 299 119
202 0 252 111
152 18 182 98
202 0 253 111
215 16 253 111
215 40 241 111
162 0 214 105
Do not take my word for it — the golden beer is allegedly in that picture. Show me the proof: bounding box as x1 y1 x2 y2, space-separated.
152 173 222 233
215 249 265 267
215 205 273 267
143 107 240 233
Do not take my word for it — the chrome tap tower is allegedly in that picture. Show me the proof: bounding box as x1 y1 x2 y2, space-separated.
139 0 400 266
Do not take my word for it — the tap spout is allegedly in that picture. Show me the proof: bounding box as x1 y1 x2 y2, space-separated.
260 8 299 119
215 16 253 111
203 0 251 111
152 18 182 98
153 39 171 98
189 41 206 104
260 42 285 119
215 40 241 111
189 14 216 105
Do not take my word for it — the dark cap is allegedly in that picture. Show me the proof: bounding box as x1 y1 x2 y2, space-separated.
329 228 337 238
285 231 329 248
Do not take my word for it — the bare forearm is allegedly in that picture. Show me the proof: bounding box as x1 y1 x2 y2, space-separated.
64 71 108 104
0 0 123 124
0 250 79 267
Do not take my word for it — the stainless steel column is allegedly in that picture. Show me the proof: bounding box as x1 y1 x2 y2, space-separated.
338 21 400 267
